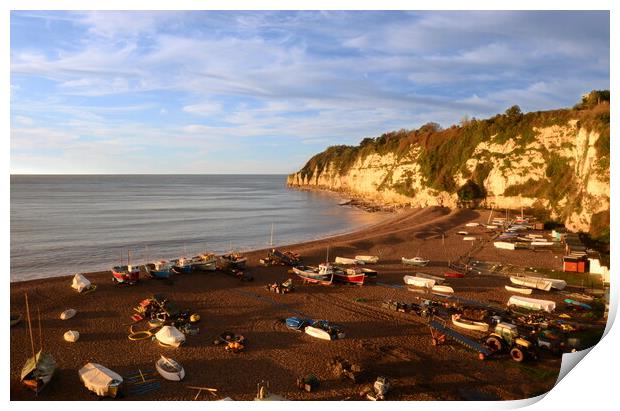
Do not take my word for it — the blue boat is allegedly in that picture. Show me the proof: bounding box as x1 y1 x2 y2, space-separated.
285 317 313 331
146 260 174 279
171 257 193 274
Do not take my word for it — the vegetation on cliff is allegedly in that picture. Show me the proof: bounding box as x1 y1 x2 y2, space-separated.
290 91 610 234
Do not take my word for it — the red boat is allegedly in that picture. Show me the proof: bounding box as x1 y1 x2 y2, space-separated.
112 265 140 285
444 271 465 278
334 267 366 285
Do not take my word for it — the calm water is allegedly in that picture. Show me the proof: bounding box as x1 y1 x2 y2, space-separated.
10 175 386 282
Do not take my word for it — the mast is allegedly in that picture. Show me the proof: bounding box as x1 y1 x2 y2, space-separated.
269 223 274 247
25 293 36 359
487 205 493 225
326 246 330 264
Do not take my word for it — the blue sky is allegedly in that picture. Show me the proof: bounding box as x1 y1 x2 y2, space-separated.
10 11 609 174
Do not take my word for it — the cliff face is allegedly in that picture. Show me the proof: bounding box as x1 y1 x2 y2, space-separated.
288 98 610 237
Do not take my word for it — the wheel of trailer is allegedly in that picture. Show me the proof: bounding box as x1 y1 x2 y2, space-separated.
510 347 525 362
486 336 502 352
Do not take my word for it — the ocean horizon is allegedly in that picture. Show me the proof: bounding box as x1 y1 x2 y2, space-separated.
10 174 387 282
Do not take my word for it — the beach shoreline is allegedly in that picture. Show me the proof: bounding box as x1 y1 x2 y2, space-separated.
10 206 606 401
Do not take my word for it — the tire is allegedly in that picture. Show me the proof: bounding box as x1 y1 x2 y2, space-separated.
510 347 526 362
486 336 503 352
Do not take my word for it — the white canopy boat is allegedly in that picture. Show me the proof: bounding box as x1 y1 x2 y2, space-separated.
507 296 556 313
510 276 552 291
403 275 435 288
78 363 123 398
354 255 379 264
156 355 185 381
401 257 430 266
155 325 186 348
335 256 363 265
505 285 533 295
451 314 489 332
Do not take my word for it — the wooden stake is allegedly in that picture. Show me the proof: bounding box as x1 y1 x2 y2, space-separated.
187 386 218 392
138 369 145 382
37 307 43 352
25 293 36 359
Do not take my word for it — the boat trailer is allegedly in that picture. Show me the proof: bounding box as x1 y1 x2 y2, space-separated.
428 318 493 360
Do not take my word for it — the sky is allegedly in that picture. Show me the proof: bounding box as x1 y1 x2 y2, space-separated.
9 10 610 174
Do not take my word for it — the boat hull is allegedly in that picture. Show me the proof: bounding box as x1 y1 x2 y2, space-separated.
444 271 465 278
334 272 365 285
156 357 185 381
402 257 429 266
451 314 489 332
292 267 333 285
505 285 532 295
403 275 435 288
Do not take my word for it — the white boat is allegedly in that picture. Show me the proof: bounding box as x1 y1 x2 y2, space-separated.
415 272 445 284
505 285 533 295
462 236 476 241
64 330 80 342
60 309 77 320
355 255 379 264
403 275 435 288
78 363 123 398
507 296 556 313
457 231 469 235
432 285 454 294
71 273 92 293
465 223 479 227
494 241 516 250
401 257 430 266
304 320 345 340
510 276 552 292
451 314 489 332
522 275 567 290
335 256 363 265
156 356 185 381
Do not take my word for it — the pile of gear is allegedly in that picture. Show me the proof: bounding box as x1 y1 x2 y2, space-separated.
130 294 200 337
259 249 301 267
265 278 294 294
213 331 246 353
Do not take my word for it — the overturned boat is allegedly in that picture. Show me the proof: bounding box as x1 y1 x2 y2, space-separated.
78 363 123 398
509 276 552 291
334 256 363 265
522 275 567 290
403 275 435 288
305 320 345 341
432 285 454 294
508 295 556 313
505 285 533 295
355 255 379 264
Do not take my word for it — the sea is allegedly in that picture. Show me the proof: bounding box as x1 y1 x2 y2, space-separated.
10 175 387 282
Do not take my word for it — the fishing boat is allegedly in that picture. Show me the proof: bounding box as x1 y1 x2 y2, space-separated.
432 285 454 294
292 264 334 285
334 267 366 285
304 320 345 340
334 256 363 265
190 253 218 271
218 253 247 270
505 285 533 295
355 255 379 264
444 271 465 278
507 296 556 312
171 257 193 274
415 272 445 284
345 267 377 282
146 260 174 279
451 314 489 332
401 257 430 266
112 250 140 284
403 275 435 288
285 317 313 331
78 363 123 397
509 276 552 291
156 356 185 381
20 295 56 394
